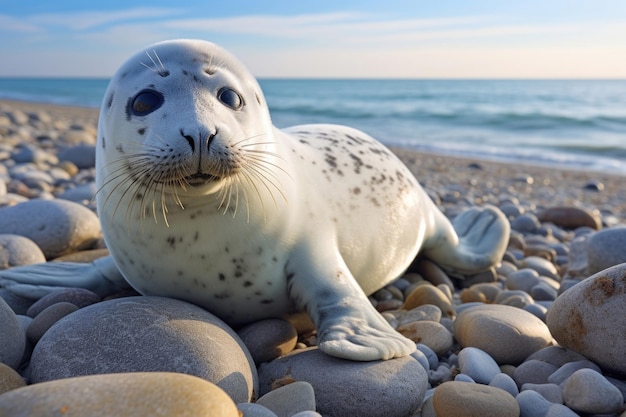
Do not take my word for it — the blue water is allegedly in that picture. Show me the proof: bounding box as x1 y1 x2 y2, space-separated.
1 78 626 174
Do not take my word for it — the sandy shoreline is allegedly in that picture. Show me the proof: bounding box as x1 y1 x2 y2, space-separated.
1 98 624 223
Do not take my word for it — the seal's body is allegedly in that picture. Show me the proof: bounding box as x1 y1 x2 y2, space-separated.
1 40 509 361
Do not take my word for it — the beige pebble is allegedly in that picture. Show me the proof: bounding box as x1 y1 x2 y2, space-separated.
0 363 25 395
460 288 487 303
454 304 552 364
537 206 602 230
397 320 453 355
0 372 239 416
403 285 455 318
433 381 520 417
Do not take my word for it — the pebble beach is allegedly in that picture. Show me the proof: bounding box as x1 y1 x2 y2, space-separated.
0 98 625 416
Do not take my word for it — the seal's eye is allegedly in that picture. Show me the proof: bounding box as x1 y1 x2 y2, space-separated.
131 90 164 116
218 87 244 110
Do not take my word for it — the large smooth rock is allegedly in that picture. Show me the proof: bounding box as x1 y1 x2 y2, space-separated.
546 263 626 376
258 348 427 417
454 304 552 364
0 372 239 417
30 296 257 402
586 227 626 274
0 199 101 259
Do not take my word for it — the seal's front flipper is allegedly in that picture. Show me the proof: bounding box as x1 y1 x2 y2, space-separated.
426 205 510 275
286 244 415 361
0 256 128 299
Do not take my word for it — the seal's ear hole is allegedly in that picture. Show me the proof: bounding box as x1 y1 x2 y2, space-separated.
130 90 164 116
217 87 244 110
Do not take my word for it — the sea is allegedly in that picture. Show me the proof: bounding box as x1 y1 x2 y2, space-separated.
1 78 626 175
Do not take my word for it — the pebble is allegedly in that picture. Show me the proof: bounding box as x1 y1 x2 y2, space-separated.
513 359 559 386
57 143 96 169
237 402 279 417
0 234 46 269
397 320 453 355
0 297 25 369
0 362 26 395
546 262 626 375
433 381 520 417
454 304 552 364
488 373 519 397
521 383 562 404
26 301 79 343
586 227 626 273
457 347 500 384
255 381 316 417
561 368 623 414
546 359 601 385
402 284 455 318
26 289 98 319
0 372 239 416
516 390 579 417
29 296 257 403
258 348 427 417
237 319 298 365
537 206 602 230
0 199 101 259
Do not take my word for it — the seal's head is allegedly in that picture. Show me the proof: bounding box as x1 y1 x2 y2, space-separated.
96 39 277 223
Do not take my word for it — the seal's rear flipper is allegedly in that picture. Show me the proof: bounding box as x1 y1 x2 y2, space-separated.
0 256 128 299
426 205 510 275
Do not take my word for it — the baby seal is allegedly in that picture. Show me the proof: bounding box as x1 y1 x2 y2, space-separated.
0 39 509 361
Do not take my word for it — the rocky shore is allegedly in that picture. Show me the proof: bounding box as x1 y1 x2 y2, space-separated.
0 99 625 416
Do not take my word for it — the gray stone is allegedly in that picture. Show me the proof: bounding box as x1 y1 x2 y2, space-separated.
511 214 541 233
258 347 427 417
454 304 552 364
237 319 298 365
526 346 589 368
57 144 96 169
0 234 46 269
0 297 25 369
513 359 559 386
256 381 315 417
521 383 562 404
57 182 97 203
505 268 540 293
489 373 519 397
237 403 279 417
587 227 626 274
547 360 601 385
562 368 623 414
26 302 79 343
30 296 257 403
416 343 438 370
546 263 626 375
0 372 239 416
457 347 500 384
516 390 579 417
27 288 100 318
0 199 101 259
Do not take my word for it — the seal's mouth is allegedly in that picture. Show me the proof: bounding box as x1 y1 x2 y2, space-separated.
185 173 221 186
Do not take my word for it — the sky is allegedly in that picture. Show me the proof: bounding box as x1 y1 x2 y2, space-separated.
1 0 626 79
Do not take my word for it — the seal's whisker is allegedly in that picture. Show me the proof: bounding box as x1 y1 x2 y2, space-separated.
239 170 267 223
231 133 269 148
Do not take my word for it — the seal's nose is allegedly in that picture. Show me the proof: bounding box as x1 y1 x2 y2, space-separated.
179 128 217 153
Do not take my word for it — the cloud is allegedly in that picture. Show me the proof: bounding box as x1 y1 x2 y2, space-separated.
21 7 183 31
0 15 41 33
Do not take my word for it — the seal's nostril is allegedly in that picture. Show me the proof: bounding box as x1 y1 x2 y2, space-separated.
180 129 196 153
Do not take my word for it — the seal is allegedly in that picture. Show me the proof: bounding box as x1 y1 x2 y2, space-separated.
0 39 510 361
